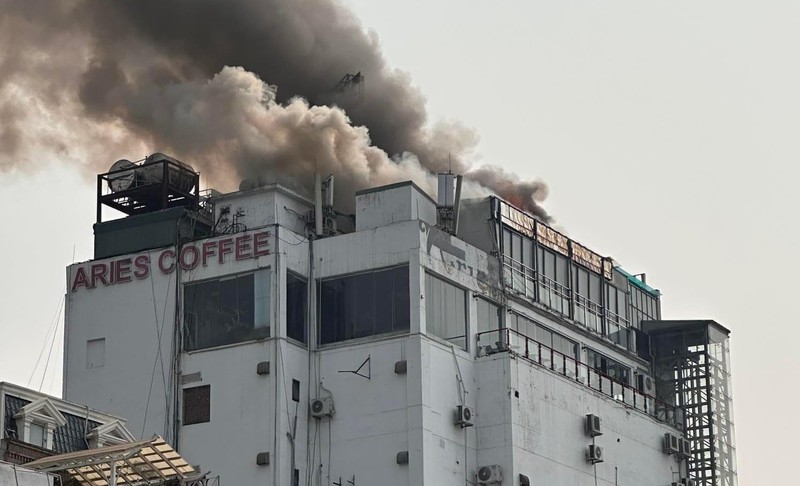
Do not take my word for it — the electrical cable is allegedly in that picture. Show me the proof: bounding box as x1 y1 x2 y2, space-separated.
39 302 63 392
28 293 65 388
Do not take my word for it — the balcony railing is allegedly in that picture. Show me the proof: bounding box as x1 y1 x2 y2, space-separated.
476 327 684 429
1 438 52 465
502 256 632 338
502 255 536 300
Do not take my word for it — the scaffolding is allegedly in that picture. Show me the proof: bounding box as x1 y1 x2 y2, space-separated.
646 320 738 486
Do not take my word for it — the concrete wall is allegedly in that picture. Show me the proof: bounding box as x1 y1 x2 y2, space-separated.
213 185 312 236
355 182 437 232
179 340 276 483
508 355 683 485
0 462 55 485
64 249 177 441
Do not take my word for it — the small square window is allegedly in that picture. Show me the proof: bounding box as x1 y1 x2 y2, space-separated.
183 385 211 425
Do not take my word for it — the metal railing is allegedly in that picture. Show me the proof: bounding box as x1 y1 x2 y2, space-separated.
476 327 684 429
574 294 603 332
502 255 536 300
501 256 635 345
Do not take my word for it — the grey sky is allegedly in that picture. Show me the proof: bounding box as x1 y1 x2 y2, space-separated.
0 1 795 483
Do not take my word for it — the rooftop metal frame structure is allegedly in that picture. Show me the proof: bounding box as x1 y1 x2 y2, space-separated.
25 436 199 486
646 320 738 486
97 158 200 223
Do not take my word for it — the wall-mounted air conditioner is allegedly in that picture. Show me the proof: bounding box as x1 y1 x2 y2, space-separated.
664 433 680 455
636 372 656 396
454 405 474 428
586 444 604 464
585 414 602 437
476 465 502 484
679 438 693 459
310 397 334 418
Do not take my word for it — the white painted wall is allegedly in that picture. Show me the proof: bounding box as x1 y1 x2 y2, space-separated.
355 182 437 232
64 248 177 441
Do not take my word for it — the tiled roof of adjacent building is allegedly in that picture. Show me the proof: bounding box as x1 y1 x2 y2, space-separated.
3 394 101 454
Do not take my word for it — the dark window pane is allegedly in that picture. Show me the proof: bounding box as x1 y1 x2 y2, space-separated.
291 379 300 402
373 269 394 336
393 267 410 332
287 273 307 343
318 266 409 345
183 385 210 425
512 234 522 262
184 271 268 351
353 273 375 338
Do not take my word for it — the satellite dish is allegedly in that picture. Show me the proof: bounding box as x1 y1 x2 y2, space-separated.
107 159 136 192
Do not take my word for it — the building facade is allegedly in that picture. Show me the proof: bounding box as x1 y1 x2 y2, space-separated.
63 158 737 486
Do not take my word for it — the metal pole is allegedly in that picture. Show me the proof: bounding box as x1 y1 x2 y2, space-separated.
110 461 117 486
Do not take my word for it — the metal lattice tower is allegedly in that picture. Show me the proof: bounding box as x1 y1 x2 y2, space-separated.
646 320 738 486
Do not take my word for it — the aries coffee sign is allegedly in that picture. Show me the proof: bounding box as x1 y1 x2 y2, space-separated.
70 231 271 292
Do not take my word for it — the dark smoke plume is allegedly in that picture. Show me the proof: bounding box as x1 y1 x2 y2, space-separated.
0 0 551 220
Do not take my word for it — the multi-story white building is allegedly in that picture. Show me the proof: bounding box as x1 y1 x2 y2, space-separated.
63 155 737 485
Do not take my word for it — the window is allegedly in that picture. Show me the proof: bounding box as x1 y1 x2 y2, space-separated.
425 273 468 350
183 385 211 425
502 228 535 297
286 273 307 344
536 325 578 360
292 379 300 402
585 349 630 385
29 423 46 448
476 298 502 334
536 247 571 316
86 338 105 369
319 266 409 345
184 270 270 351
572 267 602 332
629 286 660 329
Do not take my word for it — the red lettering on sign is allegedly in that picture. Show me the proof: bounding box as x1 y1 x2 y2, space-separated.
116 258 132 283
71 267 91 292
202 241 217 266
159 250 176 274
235 235 252 260
180 245 200 270
253 232 270 257
218 238 233 264
134 255 150 279
91 263 109 288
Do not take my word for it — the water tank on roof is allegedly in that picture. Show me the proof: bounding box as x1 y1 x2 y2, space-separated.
107 159 136 192
139 152 196 192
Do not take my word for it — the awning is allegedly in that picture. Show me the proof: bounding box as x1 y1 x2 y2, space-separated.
24 436 197 486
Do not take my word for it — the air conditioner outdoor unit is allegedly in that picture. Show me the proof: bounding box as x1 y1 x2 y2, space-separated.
685 479 698 486
664 433 680 455
636 373 656 396
679 438 693 459
585 414 602 437
476 465 502 484
310 397 334 418
454 405 474 428
587 444 604 464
